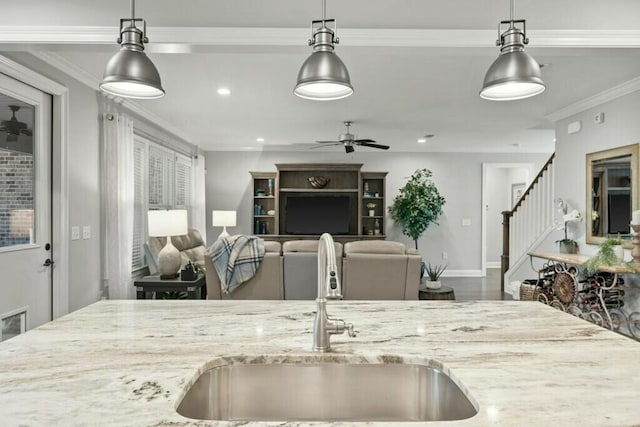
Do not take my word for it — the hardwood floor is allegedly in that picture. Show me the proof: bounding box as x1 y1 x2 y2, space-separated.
440 268 512 301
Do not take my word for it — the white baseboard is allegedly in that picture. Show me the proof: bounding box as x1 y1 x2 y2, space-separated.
486 262 501 269
441 270 483 277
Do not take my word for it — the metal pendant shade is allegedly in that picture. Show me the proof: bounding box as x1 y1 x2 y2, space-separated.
294 0 353 101
100 48 164 99
99 0 165 99
294 50 353 101
480 50 545 101
480 0 545 101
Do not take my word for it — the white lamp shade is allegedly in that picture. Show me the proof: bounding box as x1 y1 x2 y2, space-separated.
147 209 188 237
212 210 237 227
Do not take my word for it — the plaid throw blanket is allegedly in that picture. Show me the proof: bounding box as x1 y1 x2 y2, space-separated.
208 235 265 294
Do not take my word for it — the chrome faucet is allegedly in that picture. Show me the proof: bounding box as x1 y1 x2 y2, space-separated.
313 233 356 352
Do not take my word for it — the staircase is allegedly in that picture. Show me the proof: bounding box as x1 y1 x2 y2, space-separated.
501 154 556 292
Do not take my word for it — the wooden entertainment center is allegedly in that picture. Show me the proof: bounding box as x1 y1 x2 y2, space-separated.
250 163 387 243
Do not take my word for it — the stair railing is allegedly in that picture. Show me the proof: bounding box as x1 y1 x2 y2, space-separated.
501 153 555 292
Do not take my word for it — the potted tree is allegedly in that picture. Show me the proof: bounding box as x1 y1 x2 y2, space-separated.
388 168 446 250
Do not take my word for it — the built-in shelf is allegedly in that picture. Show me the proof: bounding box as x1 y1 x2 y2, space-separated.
279 188 359 193
251 164 388 241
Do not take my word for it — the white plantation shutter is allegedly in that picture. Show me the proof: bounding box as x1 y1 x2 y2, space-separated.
175 155 192 209
131 141 146 270
131 136 195 273
148 146 174 209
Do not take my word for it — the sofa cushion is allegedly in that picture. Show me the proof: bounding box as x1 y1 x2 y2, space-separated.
264 240 282 254
282 240 343 257
344 240 406 255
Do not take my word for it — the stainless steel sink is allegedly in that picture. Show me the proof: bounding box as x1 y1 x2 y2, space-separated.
177 362 477 422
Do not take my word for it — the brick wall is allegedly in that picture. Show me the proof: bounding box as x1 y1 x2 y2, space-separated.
0 149 34 247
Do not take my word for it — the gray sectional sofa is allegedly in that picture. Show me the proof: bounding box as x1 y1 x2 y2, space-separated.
205 239 421 300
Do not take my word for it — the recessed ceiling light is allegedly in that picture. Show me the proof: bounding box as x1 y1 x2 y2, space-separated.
256 137 265 143
217 87 231 96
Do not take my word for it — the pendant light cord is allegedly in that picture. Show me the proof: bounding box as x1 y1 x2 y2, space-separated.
131 0 136 20
322 0 326 21
509 0 514 27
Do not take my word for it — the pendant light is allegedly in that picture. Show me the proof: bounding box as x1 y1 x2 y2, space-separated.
480 0 545 101
99 0 165 99
294 0 353 101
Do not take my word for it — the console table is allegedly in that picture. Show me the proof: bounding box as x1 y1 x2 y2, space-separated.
134 274 206 300
527 252 639 340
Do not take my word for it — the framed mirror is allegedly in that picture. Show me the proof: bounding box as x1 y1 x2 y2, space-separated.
586 144 639 247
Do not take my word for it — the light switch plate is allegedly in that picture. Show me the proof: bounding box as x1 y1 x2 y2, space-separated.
71 226 80 241
82 226 91 240
461 218 471 226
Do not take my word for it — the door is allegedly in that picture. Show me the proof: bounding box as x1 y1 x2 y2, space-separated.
0 73 52 341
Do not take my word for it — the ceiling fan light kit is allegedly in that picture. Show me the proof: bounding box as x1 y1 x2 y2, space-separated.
294 0 353 101
99 0 165 100
480 0 545 101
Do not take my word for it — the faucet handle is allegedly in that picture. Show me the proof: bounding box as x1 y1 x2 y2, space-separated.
346 323 356 338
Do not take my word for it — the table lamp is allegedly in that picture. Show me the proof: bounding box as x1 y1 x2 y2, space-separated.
212 210 236 240
148 209 188 279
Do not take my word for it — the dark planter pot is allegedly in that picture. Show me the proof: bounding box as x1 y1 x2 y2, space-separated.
559 241 578 254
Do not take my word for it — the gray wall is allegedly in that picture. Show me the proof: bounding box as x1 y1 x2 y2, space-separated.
205 150 549 272
509 90 640 318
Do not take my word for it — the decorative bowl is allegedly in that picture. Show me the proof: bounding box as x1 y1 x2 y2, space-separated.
308 176 330 189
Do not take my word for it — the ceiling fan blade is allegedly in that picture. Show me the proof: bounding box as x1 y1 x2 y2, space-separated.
21 129 33 136
311 143 341 150
353 138 376 143
356 142 390 150
315 140 341 144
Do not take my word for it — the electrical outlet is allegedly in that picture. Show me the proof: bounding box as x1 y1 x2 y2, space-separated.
71 226 80 241
82 226 91 240
442 252 448 260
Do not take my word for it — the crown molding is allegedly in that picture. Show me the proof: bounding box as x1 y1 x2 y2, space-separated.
32 51 193 144
3 26 640 48
545 76 640 122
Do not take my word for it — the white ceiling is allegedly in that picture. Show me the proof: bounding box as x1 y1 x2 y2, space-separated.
4 1 640 153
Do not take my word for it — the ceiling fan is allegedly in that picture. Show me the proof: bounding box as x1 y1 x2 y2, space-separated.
0 105 33 143
315 121 389 153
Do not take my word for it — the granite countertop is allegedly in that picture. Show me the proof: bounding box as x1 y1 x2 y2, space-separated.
1 300 640 426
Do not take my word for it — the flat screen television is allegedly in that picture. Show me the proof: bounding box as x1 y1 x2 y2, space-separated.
285 196 350 235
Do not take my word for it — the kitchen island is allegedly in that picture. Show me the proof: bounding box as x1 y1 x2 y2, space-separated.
1 300 639 426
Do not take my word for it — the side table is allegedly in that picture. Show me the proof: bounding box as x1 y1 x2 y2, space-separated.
134 274 206 300
419 285 455 300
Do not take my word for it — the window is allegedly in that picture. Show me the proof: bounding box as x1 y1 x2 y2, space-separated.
132 135 194 272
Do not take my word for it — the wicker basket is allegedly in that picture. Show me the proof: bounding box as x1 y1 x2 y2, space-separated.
519 282 542 301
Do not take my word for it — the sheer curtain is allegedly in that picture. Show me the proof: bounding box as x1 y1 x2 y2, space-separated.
101 98 135 299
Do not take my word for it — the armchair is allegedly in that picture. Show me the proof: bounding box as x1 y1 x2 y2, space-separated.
342 240 421 300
